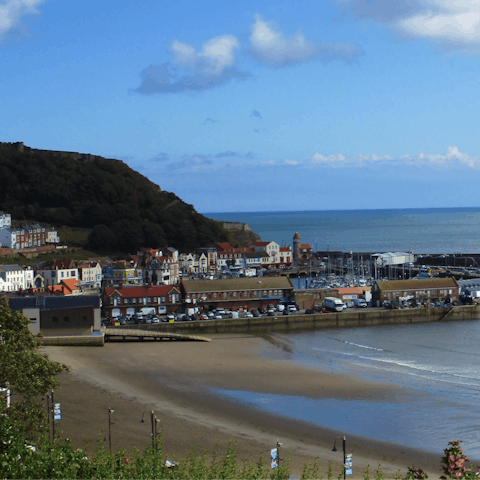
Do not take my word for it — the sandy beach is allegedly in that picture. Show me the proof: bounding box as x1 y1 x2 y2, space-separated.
42 333 444 479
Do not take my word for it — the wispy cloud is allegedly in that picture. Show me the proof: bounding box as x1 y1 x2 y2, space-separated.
150 152 170 163
250 109 262 120
203 117 219 125
147 146 480 174
135 35 248 94
249 14 364 66
0 0 46 39
337 0 480 54
309 146 480 168
169 155 213 171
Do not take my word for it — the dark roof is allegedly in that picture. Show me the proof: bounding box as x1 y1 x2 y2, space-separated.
375 278 458 291
0 264 23 272
4 295 101 311
104 285 179 298
182 276 293 293
243 251 270 259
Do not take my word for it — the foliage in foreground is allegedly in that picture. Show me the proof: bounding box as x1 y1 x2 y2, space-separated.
3 412 480 480
0 297 69 439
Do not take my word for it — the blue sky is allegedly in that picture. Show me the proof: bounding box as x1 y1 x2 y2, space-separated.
1 0 480 213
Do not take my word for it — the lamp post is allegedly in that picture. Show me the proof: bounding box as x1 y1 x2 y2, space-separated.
141 410 159 450
108 408 114 451
332 436 346 480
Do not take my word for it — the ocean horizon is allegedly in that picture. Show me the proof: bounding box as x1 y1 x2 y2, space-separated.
205 206 480 254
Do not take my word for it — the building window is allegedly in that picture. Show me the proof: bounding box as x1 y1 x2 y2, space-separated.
63 316 70 322
83 316 88 321
52 316 58 323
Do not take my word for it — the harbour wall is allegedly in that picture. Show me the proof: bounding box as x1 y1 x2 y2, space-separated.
116 305 480 335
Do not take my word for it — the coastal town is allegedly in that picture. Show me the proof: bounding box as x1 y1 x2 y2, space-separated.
1 209 479 338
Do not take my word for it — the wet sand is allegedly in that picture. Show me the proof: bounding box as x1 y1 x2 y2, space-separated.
42 334 444 478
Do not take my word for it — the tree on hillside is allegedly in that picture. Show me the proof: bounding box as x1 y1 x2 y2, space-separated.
0 296 69 438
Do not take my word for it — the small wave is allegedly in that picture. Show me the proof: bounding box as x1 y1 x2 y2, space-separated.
356 355 480 384
344 341 384 351
323 336 384 351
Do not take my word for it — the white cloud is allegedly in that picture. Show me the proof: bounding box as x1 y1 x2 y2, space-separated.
171 35 239 75
310 146 480 168
338 0 480 54
135 34 248 94
0 0 45 38
249 14 363 66
150 146 480 173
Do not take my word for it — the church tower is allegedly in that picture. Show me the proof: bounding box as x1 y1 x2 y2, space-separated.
293 232 301 261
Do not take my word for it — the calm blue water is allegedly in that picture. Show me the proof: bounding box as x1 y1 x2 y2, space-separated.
205 207 480 253
213 320 480 459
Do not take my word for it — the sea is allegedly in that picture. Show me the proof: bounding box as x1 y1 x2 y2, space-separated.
204 207 480 461
205 207 480 254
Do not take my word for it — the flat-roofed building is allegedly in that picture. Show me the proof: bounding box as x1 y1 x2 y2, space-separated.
5 294 101 336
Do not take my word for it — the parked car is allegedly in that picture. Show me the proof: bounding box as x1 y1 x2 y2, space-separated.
283 310 290 315
304 309 314 314
267 310 276 316
258 307 267 314
244 312 254 318
200 314 209 320
151 317 160 324
252 310 261 317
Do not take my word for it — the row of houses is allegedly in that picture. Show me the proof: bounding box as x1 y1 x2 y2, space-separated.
105 241 293 287
1 275 463 338
102 276 296 318
0 239 291 294
0 260 102 293
102 276 462 318
0 211 60 249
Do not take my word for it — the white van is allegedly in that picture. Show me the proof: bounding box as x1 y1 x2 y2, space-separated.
354 298 368 308
323 297 346 312
139 307 156 316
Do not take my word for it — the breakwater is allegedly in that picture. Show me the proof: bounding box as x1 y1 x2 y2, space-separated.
115 304 479 335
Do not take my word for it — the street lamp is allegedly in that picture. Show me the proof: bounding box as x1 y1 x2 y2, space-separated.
108 408 114 451
141 410 160 450
332 436 346 480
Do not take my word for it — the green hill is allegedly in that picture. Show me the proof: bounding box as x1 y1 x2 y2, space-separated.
0 143 230 254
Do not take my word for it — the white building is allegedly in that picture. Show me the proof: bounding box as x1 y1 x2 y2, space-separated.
371 252 415 266
45 228 60 244
36 260 79 287
0 228 16 249
0 212 11 228
0 265 34 292
77 261 103 290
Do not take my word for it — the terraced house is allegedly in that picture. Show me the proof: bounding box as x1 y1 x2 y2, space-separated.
103 284 181 318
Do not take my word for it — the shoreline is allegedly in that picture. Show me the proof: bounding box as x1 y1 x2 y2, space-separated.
43 334 445 478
